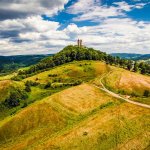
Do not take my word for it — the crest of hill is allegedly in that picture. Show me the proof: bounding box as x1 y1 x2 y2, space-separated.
13 45 150 81
41 45 106 64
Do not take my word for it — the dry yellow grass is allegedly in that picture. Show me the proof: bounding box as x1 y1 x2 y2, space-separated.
0 97 67 149
51 83 113 114
0 82 149 150
0 83 118 149
33 102 150 150
103 68 150 96
0 80 12 102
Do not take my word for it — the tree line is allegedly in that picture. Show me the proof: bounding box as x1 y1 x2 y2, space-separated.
12 45 150 81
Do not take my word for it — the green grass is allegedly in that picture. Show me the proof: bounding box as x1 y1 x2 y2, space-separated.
0 61 108 121
24 61 108 84
0 60 149 150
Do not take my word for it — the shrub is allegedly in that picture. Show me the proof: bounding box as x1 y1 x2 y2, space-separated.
11 76 22 81
21 101 28 108
118 89 125 95
25 85 31 92
131 92 138 97
73 79 83 86
44 82 51 89
143 90 150 97
25 80 39 86
4 88 28 107
48 74 58 77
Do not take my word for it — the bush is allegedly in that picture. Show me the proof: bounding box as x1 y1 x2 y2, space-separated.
4 88 28 107
143 90 150 97
44 82 51 89
53 77 62 82
73 79 83 86
25 80 39 86
21 101 28 108
131 92 138 97
11 76 22 81
25 85 31 92
48 74 58 77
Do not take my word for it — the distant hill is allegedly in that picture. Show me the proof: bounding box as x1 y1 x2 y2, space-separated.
134 54 150 60
0 54 53 74
111 53 150 61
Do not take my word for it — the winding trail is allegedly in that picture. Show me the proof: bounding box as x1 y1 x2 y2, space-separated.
93 72 150 109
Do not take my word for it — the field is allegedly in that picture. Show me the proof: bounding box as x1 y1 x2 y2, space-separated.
0 61 109 120
0 83 149 150
101 67 150 105
24 61 109 83
0 60 149 150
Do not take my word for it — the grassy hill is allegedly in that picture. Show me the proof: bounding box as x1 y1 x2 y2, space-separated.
0 61 109 121
101 67 150 105
0 46 149 150
0 83 149 150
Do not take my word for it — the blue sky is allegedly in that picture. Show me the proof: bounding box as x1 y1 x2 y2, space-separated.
0 0 150 55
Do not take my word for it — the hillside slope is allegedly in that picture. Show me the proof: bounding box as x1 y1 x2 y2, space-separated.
0 61 109 121
101 67 150 105
0 83 149 150
0 57 149 150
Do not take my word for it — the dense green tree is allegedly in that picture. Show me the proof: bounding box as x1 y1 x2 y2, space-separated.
5 88 28 107
25 85 31 92
127 60 133 71
133 62 139 72
44 82 51 89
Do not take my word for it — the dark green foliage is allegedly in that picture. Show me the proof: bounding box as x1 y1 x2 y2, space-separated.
4 88 28 107
73 79 83 86
25 80 39 87
11 76 22 81
21 101 28 108
138 62 150 75
48 74 58 77
53 77 63 82
127 60 133 71
0 55 52 74
25 85 31 92
143 90 150 97
131 92 139 97
133 62 139 72
44 82 51 89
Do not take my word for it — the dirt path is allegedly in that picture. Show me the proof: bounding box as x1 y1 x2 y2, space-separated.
93 72 150 109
